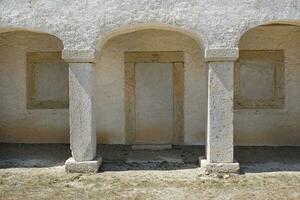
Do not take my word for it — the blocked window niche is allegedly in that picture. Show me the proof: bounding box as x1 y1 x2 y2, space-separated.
234 50 285 109
26 52 69 109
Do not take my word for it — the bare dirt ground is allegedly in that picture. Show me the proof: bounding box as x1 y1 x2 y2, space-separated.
1 167 300 200
0 144 300 200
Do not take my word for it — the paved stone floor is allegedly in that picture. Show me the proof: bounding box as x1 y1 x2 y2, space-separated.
0 144 300 173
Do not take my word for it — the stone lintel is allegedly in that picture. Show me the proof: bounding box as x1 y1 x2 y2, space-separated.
200 159 240 174
124 51 184 63
62 50 98 63
65 157 102 173
204 48 239 62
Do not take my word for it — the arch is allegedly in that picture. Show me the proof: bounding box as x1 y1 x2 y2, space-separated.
0 26 65 54
95 23 206 54
235 19 300 146
237 19 300 47
94 26 207 145
0 26 69 144
0 26 64 44
0 31 64 52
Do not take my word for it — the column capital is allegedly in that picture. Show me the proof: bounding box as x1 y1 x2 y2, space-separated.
204 48 239 62
62 49 99 63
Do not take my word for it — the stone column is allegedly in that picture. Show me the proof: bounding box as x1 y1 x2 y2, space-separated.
200 49 240 174
62 50 102 173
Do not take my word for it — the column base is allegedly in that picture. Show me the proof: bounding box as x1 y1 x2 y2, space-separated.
65 156 102 173
199 159 240 174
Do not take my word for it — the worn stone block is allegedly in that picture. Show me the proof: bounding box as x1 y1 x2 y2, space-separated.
200 159 240 174
205 49 239 62
65 157 102 173
62 50 98 63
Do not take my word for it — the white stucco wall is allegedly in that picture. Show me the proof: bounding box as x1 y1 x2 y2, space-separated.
0 31 69 143
235 25 300 146
96 29 206 144
1 0 300 52
1 27 300 146
97 26 300 146
0 1 300 146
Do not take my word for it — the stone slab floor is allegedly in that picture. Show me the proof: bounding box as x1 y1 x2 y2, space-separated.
0 144 300 199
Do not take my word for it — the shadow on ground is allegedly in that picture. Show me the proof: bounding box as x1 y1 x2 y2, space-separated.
0 144 71 168
99 145 203 171
0 144 299 173
235 146 300 173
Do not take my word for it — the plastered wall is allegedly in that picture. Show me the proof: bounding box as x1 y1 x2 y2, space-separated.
2 0 300 51
235 25 300 146
1 26 300 146
0 31 69 143
96 29 206 144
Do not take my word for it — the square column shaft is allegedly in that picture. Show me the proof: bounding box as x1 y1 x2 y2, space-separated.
65 61 101 173
207 61 234 163
69 63 96 161
201 49 240 174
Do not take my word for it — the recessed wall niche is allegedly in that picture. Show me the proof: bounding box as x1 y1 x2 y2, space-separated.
26 52 69 109
234 50 285 109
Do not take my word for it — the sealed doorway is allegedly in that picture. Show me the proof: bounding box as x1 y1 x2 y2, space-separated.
135 63 173 144
125 51 184 145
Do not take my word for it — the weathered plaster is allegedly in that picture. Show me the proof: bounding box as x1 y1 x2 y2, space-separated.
1 0 300 51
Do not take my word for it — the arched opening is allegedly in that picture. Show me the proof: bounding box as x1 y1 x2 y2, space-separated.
235 21 300 171
94 26 206 164
95 24 205 53
0 30 69 144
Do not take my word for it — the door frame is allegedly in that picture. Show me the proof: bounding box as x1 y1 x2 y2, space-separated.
124 51 184 144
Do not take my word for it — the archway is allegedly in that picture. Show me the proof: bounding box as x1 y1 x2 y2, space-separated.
94 25 206 151
235 20 300 171
0 29 69 144
95 24 205 53
89 25 211 170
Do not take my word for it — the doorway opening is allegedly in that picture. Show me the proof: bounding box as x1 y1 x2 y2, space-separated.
125 51 184 147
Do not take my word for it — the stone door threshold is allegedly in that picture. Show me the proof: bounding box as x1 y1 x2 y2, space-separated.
131 144 172 150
